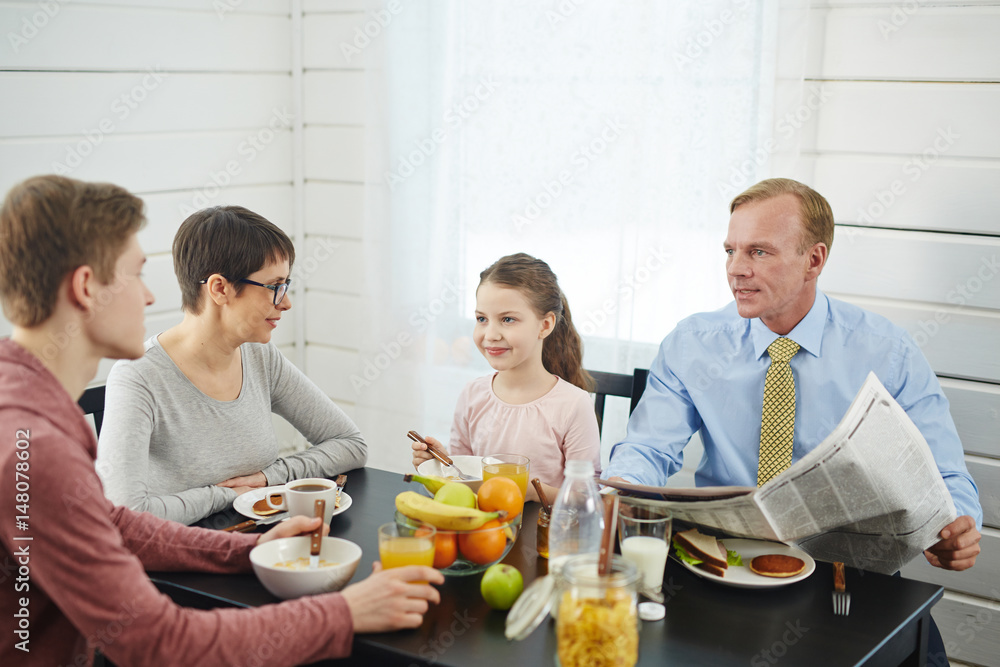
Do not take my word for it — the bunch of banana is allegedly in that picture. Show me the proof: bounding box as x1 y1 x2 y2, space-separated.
402 473 449 495
395 491 507 530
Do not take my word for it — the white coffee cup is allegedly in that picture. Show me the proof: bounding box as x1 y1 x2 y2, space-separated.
266 478 339 523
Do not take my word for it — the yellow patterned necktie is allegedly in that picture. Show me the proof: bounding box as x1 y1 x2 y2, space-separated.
757 337 801 486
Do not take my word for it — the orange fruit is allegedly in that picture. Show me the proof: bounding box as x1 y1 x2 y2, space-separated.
433 532 458 569
477 477 524 519
458 520 506 565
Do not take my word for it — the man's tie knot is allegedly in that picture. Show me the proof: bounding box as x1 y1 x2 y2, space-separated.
768 337 800 365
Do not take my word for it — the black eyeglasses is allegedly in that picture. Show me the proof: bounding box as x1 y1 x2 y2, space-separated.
199 277 291 306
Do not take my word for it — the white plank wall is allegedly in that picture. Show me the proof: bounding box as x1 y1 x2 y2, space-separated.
301 3 387 460
796 4 1000 665
0 2 302 451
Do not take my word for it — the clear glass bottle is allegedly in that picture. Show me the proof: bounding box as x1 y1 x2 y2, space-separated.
556 554 639 667
547 460 605 574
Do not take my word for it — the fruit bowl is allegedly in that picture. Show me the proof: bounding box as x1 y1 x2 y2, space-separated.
394 510 521 576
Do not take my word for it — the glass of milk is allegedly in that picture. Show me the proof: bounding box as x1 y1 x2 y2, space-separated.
617 505 672 597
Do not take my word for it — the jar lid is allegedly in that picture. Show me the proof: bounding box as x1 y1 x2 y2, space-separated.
638 601 665 621
504 574 556 641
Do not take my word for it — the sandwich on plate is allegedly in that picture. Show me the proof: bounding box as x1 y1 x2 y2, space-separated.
673 528 742 577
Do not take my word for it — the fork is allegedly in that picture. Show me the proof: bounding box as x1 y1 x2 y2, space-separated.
333 474 347 508
407 430 479 481
832 561 851 616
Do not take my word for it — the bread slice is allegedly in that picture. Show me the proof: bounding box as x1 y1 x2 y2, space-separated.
674 528 728 569
749 554 806 578
697 560 728 577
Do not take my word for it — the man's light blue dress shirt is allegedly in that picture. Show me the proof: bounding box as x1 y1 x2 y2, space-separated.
605 292 982 527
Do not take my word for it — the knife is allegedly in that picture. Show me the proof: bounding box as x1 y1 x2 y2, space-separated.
222 513 289 532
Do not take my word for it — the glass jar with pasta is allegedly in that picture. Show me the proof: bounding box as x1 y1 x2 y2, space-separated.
556 554 639 667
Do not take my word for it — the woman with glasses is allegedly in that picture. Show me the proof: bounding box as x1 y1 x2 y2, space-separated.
97 206 367 525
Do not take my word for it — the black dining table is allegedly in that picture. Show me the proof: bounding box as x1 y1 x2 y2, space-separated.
149 467 942 667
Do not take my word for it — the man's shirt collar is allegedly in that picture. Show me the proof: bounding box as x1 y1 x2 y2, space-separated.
750 291 828 360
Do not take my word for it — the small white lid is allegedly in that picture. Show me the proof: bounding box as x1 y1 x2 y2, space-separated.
504 574 556 641
638 601 665 621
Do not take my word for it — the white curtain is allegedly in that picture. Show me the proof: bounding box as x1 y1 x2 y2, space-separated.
354 0 805 473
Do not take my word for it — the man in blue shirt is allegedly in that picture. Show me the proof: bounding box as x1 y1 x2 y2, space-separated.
605 178 981 572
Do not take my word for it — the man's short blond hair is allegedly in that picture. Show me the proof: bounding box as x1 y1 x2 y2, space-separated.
0 175 145 327
730 178 834 254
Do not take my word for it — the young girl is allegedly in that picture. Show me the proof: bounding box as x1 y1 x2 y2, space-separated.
411 253 600 501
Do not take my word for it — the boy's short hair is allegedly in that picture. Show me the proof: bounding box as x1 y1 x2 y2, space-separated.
730 177 835 254
173 206 295 313
0 175 145 327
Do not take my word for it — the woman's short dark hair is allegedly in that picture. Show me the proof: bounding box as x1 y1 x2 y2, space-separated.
173 206 295 313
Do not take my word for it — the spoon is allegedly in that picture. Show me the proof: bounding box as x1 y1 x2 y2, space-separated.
309 499 325 570
406 430 478 481
531 477 552 514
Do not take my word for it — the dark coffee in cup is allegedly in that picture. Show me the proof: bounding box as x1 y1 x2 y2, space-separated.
290 484 330 492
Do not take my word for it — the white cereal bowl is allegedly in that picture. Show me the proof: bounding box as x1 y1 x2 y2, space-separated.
250 536 362 600
416 455 485 492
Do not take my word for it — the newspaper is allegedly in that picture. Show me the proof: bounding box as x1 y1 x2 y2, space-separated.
601 372 957 574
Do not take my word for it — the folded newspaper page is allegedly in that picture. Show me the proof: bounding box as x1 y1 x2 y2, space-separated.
601 372 957 574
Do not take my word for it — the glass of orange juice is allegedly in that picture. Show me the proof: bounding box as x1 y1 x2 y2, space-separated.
378 522 436 578
482 454 529 499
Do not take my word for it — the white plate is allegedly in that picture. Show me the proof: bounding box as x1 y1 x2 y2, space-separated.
233 485 353 521
677 538 815 589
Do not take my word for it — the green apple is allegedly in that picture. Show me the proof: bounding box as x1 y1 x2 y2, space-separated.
434 482 477 509
480 564 523 611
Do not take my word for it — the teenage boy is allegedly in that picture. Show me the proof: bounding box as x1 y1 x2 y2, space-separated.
0 175 443 666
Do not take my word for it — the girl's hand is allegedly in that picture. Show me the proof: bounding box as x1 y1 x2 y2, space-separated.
411 435 444 471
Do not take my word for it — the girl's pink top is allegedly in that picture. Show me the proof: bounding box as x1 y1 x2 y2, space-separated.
448 374 601 488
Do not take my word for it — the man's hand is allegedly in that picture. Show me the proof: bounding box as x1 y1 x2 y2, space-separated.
341 562 444 633
256 516 328 546
218 471 268 489
924 515 981 571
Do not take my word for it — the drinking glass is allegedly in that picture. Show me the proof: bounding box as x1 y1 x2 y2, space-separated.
617 505 672 594
377 522 436 577
482 454 529 498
